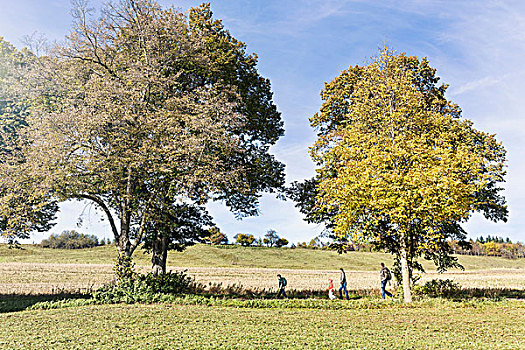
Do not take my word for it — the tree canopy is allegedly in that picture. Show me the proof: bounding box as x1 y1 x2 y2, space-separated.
235 233 256 246
12 0 284 270
309 48 507 302
263 229 279 247
0 37 57 244
40 230 100 249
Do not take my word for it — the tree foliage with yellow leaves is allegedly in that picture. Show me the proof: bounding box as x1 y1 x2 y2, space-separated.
309 49 507 302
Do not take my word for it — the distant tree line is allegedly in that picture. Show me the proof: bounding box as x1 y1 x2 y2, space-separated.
310 236 525 259
474 235 511 244
293 237 327 250
449 239 525 259
173 228 525 258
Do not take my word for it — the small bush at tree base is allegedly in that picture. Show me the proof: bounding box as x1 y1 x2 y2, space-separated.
413 279 461 298
93 270 194 304
139 271 194 295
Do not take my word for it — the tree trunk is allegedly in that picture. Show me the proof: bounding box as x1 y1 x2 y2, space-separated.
400 240 412 303
115 245 133 281
114 222 135 281
152 234 168 276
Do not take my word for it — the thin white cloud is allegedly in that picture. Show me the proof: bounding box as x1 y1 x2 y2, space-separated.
448 76 501 97
430 0 525 241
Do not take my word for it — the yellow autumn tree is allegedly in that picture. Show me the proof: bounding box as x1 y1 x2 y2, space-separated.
310 49 507 302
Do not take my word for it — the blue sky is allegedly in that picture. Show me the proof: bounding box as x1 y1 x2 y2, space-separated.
1 0 524 243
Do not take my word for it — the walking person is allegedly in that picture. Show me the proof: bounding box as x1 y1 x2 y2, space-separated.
277 274 287 298
380 262 393 299
338 268 349 300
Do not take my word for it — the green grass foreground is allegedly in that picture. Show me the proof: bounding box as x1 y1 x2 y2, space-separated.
0 300 523 349
2 243 524 271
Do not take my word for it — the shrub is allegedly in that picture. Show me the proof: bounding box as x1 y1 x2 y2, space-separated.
93 270 194 304
413 279 461 298
40 230 99 249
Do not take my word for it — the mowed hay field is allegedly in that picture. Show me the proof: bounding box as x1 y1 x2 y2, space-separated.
1 244 525 349
1 244 525 294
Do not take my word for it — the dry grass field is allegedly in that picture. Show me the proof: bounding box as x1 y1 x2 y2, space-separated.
1 244 524 295
1 263 524 295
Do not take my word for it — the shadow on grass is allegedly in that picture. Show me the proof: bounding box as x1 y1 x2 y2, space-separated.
0 293 91 313
410 288 525 301
452 288 525 300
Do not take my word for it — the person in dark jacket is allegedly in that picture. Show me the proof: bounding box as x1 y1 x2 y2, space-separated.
277 274 287 298
339 268 349 300
380 262 393 299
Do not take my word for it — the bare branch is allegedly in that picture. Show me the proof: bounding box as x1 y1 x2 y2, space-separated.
77 193 119 240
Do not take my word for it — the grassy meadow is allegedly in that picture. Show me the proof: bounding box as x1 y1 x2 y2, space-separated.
1 301 524 349
1 243 524 349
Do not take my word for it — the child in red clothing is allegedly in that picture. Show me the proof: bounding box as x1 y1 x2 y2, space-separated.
327 279 336 300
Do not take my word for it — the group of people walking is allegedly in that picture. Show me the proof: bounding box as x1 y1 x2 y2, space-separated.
277 263 393 300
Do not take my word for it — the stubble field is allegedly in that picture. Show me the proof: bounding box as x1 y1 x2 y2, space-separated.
1 244 524 294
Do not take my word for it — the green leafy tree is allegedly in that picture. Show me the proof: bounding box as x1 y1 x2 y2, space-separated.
307 238 321 249
40 230 99 249
186 4 285 217
206 227 228 245
140 3 285 272
142 203 214 275
309 48 507 302
20 0 284 273
0 37 57 245
287 177 333 229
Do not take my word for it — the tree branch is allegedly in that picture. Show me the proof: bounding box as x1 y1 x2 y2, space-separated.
130 194 154 255
77 193 119 240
